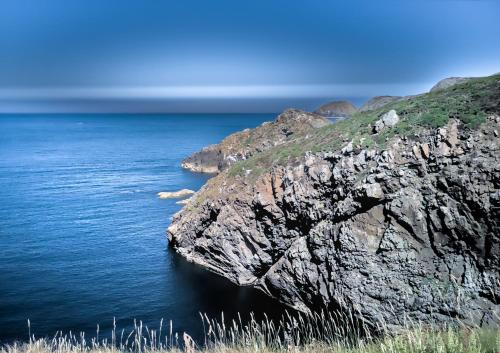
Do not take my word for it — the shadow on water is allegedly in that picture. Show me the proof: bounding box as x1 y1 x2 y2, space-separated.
0 249 290 346
165 248 291 342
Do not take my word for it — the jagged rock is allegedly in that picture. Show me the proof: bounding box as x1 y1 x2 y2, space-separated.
421 143 430 159
341 141 353 154
412 145 422 159
169 117 500 329
363 183 384 199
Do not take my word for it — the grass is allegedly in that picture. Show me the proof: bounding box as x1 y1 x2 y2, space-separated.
227 74 500 178
3 311 499 353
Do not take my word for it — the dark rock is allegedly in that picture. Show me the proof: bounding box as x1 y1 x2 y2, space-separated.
169 117 500 328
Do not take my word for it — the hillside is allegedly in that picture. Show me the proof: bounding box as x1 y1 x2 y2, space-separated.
169 74 500 328
313 100 358 117
359 95 403 112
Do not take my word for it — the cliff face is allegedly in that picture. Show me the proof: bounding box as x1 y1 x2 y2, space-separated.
181 109 330 173
168 75 500 328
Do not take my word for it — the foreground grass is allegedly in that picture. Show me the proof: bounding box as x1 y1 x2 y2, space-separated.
2 327 499 353
2 312 499 353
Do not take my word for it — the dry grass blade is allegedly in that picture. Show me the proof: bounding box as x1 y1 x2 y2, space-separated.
2 309 499 353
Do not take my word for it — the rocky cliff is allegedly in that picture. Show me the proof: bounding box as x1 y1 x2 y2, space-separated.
169 75 500 328
181 109 330 173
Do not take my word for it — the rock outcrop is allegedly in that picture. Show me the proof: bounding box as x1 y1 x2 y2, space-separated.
181 109 330 173
169 74 500 329
314 100 358 118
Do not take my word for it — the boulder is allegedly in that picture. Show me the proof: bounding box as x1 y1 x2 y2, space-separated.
373 110 400 133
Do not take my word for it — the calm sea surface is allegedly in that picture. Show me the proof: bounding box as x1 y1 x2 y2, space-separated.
0 114 287 343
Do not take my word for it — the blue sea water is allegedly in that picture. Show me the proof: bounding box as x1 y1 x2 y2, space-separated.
0 114 287 343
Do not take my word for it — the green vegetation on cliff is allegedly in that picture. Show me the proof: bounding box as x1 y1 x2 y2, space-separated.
229 74 500 178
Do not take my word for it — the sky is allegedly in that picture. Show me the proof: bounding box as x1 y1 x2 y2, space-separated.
0 0 499 113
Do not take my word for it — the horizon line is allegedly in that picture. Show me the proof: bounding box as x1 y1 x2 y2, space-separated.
0 83 434 101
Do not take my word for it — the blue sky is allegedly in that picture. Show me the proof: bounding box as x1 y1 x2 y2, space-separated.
0 0 499 112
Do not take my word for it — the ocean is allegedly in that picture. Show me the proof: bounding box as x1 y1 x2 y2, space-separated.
0 114 287 343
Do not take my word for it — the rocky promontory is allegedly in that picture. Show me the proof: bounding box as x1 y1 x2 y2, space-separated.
169 74 500 328
181 109 330 173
